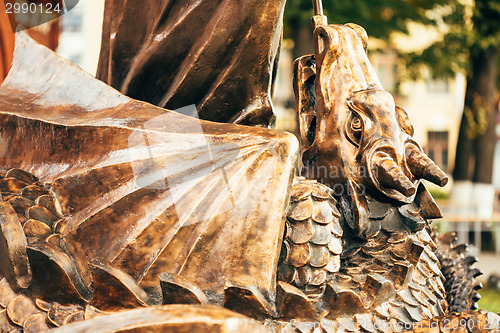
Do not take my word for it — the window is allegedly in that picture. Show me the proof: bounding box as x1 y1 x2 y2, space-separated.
61 3 82 32
427 131 449 172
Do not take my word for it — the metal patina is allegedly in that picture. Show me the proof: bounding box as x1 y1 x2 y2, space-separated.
0 1 495 332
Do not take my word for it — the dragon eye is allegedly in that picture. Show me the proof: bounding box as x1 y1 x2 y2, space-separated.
351 116 363 132
346 113 364 147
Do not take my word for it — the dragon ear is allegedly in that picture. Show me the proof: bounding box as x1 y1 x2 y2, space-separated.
415 183 443 220
345 23 368 50
395 105 414 136
293 55 318 164
313 26 339 66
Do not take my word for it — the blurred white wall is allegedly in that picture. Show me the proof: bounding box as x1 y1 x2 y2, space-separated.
56 0 104 75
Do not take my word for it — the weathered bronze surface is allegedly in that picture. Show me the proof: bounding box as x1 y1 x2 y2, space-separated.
277 177 342 298
0 2 497 332
295 20 447 238
435 233 483 313
276 180 452 330
0 32 298 307
97 0 285 127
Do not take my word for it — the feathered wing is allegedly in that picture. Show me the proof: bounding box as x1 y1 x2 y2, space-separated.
0 33 298 302
97 0 285 126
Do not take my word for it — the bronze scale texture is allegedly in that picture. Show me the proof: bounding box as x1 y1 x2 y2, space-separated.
0 167 496 332
434 233 483 313
0 32 298 310
0 5 498 333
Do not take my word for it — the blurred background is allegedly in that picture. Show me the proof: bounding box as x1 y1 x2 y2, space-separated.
1 0 500 313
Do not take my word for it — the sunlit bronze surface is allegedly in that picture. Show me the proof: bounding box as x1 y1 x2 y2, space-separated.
0 7 496 333
0 33 298 308
294 22 447 238
97 0 285 127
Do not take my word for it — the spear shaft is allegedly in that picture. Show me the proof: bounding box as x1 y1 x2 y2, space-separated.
312 0 323 16
312 0 327 28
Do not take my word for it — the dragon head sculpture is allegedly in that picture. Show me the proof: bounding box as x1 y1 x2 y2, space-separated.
295 23 448 237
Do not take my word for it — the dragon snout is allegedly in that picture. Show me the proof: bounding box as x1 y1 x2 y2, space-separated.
367 142 448 202
406 143 448 187
371 150 416 197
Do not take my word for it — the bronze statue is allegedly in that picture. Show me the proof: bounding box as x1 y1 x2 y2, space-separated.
0 0 497 332
97 0 285 127
295 21 447 238
277 13 484 331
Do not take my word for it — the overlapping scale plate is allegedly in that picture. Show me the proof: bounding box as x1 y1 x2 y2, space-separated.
278 178 342 296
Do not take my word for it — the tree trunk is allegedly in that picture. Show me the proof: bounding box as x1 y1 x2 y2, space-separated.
452 102 474 181
453 0 499 185
453 47 499 183
472 46 499 184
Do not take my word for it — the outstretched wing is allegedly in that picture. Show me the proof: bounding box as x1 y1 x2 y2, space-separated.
0 33 298 303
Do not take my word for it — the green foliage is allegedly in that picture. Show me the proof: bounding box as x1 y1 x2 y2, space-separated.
284 0 466 79
428 188 449 200
285 0 451 40
284 0 500 85
402 31 472 81
473 0 500 49
477 288 500 313
402 0 500 81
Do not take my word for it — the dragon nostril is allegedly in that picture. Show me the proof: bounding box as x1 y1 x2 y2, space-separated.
406 145 448 187
372 152 416 197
